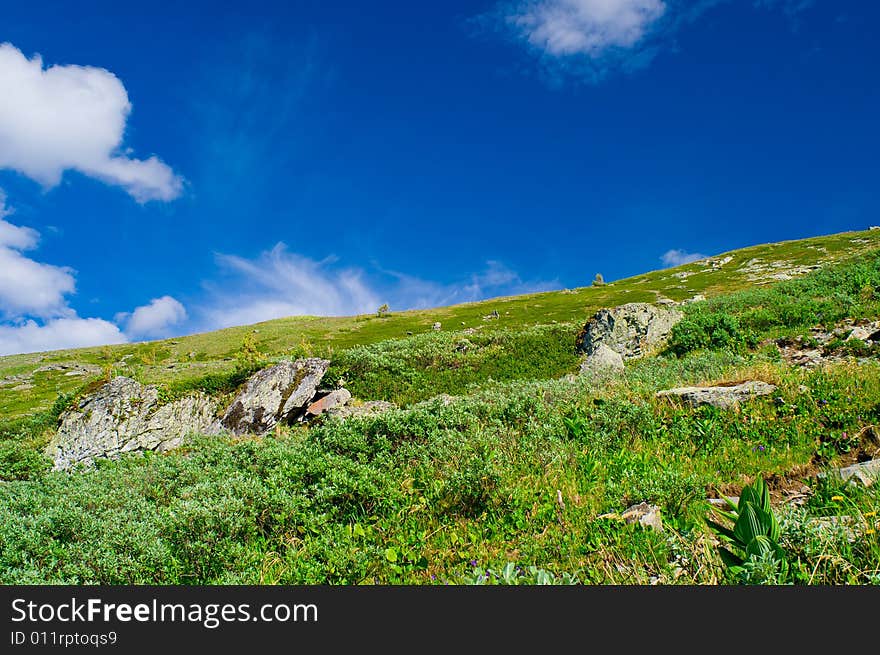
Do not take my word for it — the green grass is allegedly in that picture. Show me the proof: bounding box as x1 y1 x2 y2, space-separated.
2 227 880 585
2 227 880 419
2 353 878 584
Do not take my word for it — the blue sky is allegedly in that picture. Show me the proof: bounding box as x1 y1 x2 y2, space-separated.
0 0 877 354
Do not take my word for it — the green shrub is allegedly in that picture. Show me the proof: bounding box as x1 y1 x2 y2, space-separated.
0 441 51 481
668 310 754 357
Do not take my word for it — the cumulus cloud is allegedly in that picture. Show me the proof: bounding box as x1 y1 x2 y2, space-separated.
195 243 558 331
508 0 667 57
0 191 76 319
0 317 125 356
0 190 129 355
118 296 188 339
0 43 182 202
661 248 706 267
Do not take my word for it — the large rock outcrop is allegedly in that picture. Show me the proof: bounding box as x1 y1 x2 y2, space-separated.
220 358 330 435
655 381 777 410
577 302 683 360
46 377 221 471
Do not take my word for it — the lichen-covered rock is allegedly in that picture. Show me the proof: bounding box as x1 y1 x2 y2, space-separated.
325 400 397 420
824 459 880 488
577 302 683 359
579 343 625 376
220 358 329 435
656 381 776 410
46 377 221 471
144 393 222 453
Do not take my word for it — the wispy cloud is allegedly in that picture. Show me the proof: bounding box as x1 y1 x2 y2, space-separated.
197 244 380 329
481 0 819 83
507 0 667 58
661 248 706 267
194 243 558 331
0 42 182 202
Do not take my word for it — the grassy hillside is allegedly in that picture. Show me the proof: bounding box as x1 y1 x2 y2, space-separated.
2 228 879 420
2 228 880 585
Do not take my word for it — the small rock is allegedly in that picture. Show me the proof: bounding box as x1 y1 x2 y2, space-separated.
305 388 353 417
857 425 880 458
432 322 442 331
656 381 777 410
822 459 880 487
807 516 860 543
621 502 663 532
325 400 396 420
847 326 872 342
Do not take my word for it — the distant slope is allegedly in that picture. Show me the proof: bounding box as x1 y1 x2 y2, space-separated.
2 227 879 419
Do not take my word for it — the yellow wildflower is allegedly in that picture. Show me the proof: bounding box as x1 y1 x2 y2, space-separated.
831 495 844 502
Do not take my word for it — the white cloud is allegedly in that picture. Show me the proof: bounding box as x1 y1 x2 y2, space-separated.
199 244 380 329
0 42 182 202
119 295 187 339
0 190 132 355
489 0 816 82
661 248 706 267
0 191 76 319
195 243 558 331
0 317 125 357
507 0 666 57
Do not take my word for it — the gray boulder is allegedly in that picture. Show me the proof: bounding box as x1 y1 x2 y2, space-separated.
820 459 880 488
220 358 329 435
326 400 397 420
656 381 777 410
577 302 683 359
579 343 625 376
46 377 221 471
